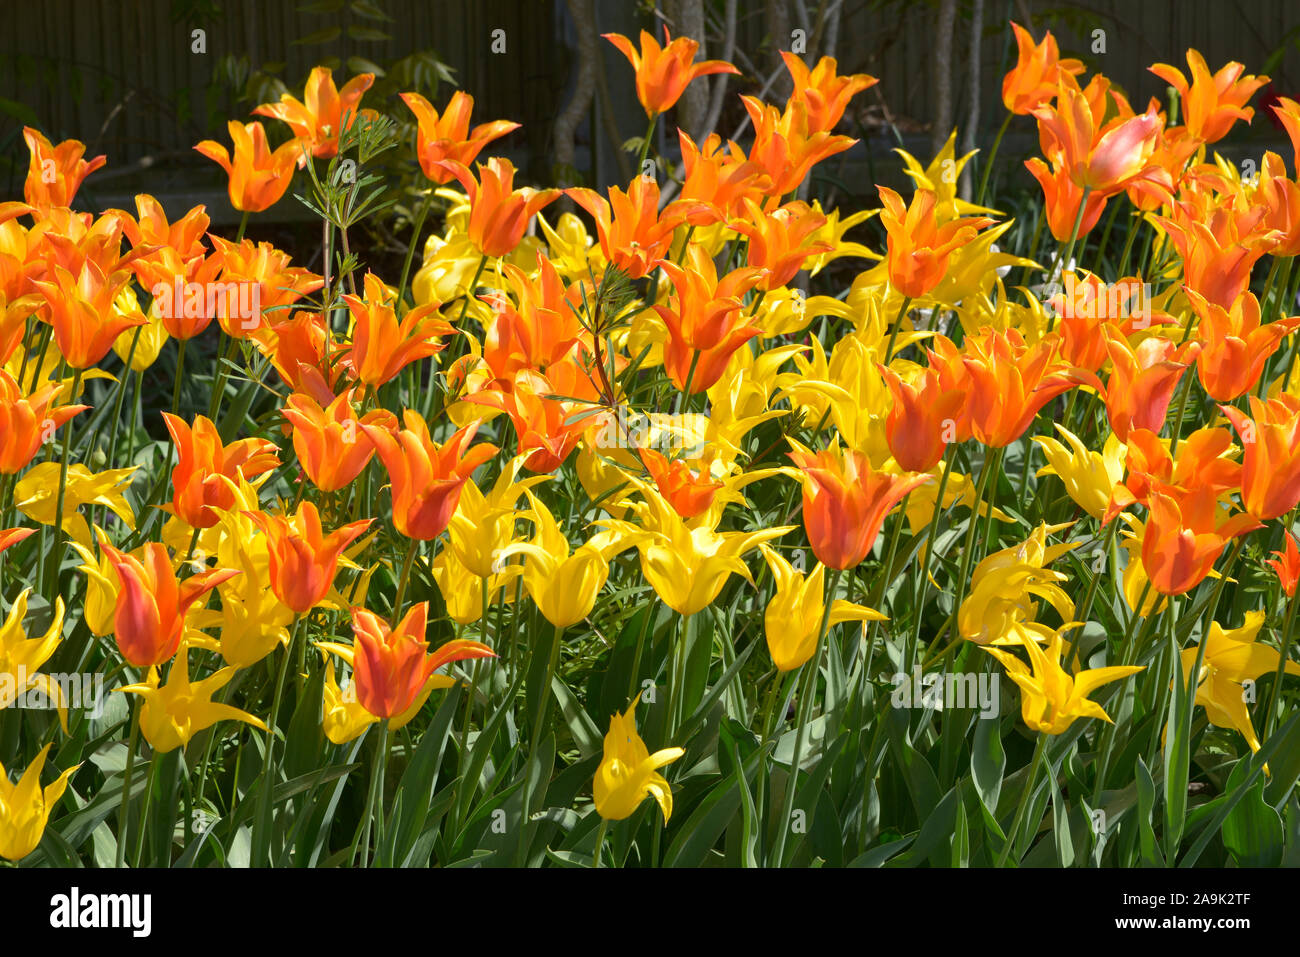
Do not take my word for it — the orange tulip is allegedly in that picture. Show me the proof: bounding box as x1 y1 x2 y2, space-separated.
462 371 587 473
281 391 396 493
481 255 585 382
245 502 371 615
780 51 877 133
1049 273 1173 373
1025 156 1109 241
1155 194 1276 310
207 235 324 337
961 329 1087 448
349 602 495 718
0 372 87 475
342 272 455 387
1187 288 1300 401
1149 50 1267 144
1105 427 1241 523
1273 97 1300 173
250 309 340 396
742 95 856 199
163 413 280 529
1001 21 1085 115
731 199 831 291
253 65 375 161
923 335 976 443
1256 152 1300 257
1031 74 1164 196
1102 332 1199 442
603 27 739 118
438 157 560 259
1222 395 1300 521
787 439 930 570
101 541 239 667
194 121 299 213
22 128 106 209
654 244 764 394
0 526 34 556
878 364 966 472
32 260 142 369
1267 530 1300 598
678 132 772 227
566 176 704 279
638 447 722 520
400 91 520 185
876 186 994 300
362 413 498 540
1142 484 1260 595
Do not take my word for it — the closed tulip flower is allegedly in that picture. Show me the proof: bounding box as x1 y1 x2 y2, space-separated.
787 439 930 570
245 502 370 615
878 363 966 472
1187 289 1300 402
0 372 87 475
100 541 239 667
593 692 684 822
1033 425 1126 520
32 260 142 370
1222 395 1300 520
1101 332 1199 442
437 157 560 259
1267 531 1300 598
759 545 884 671
363 413 498 541
22 127 105 209
877 186 994 300
1141 485 1261 595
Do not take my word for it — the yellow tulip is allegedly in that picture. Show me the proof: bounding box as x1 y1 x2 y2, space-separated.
447 454 549 578
111 285 168 372
0 589 68 730
600 485 793 616
0 744 79 861
958 523 1080 646
759 545 885 671
985 628 1143 734
537 210 602 280
1179 611 1300 753
1034 425 1126 520
14 463 138 547
499 491 641 629
69 538 118 636
117 647 267 752
430 546 521 625
593 692 684 823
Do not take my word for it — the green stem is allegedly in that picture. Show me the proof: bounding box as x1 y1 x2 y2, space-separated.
975 113 1012 208
881 296 912 365
771 567 844 866
592 817 609 868
114 701 140 868
1265 590 1300 738
47 367 84 606
996 732 1047 867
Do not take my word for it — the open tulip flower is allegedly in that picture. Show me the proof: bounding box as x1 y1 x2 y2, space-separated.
603 27 739 118
985 629 1143 734
317 603 494 720
254 65 375 162
195 120 299 213
6 28 1300 872
0 744 79 861
401 91 520 185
